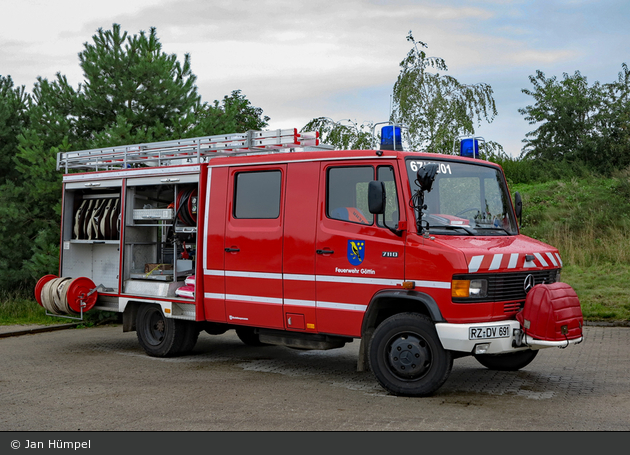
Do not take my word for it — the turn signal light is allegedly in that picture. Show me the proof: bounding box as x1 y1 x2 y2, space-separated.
452 280 471 298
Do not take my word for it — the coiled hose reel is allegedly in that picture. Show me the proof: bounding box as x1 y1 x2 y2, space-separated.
175 188 197 226
35 275 98 316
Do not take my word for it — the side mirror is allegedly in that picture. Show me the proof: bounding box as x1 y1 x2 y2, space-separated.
416 163 438 192
368 181 385 214
514 191 523 225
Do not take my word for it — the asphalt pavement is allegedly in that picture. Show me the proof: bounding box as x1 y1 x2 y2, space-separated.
0 323 629 431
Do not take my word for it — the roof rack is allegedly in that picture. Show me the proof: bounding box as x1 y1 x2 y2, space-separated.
57 129 331 172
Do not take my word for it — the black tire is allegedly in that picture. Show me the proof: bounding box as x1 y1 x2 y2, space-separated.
136 305 189 357
178 321 200 355
474 349 538 371
368 313 453 397
235 326 267 346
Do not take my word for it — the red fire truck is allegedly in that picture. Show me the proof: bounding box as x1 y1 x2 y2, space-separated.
35 126 583 397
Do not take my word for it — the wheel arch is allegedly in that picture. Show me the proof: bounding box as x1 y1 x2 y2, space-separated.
122 301 143 332
357 289 446 372
123 300 169 333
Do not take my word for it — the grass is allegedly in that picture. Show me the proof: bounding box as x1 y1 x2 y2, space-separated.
512 172 630 323
562 264 630 321
0 288 115 327
0 289 62 326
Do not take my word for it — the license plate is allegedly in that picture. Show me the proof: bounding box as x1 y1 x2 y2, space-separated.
469 325 510 340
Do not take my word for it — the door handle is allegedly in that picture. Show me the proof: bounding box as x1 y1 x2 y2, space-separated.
225 247 240 253
316 249 334 255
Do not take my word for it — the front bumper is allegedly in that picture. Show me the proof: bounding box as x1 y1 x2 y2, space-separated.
435 320 583 354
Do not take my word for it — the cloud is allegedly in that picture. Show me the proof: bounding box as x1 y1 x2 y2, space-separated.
3 0 628 158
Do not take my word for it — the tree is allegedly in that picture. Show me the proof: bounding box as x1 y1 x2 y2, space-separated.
519 65 630 174
0 75 30 185
0 24 272 291
0 75 73 290
391 32 500 155
77 24 201 141
303 32 502 156
188 90 270 138
301 117 374 150
597 63 630 172
519 70 603 164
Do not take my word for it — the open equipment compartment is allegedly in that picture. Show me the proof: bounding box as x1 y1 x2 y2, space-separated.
122 174 198 298
60 179 122 293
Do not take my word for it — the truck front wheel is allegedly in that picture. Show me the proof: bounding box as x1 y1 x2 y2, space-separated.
369 313 453 397
474 349 538 371
136 304 192 357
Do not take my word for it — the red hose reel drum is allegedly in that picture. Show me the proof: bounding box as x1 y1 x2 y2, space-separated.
34 274 57 306
34 275 98 315
176 188 198 226
65 277 99 313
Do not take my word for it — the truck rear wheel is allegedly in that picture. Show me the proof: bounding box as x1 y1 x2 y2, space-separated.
136 305 193 357
474 349 538 371
369 313 452 397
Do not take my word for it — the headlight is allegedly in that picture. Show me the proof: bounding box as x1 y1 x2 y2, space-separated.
451 279 488 298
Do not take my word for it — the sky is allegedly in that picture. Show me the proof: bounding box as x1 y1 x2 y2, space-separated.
1 0 629 157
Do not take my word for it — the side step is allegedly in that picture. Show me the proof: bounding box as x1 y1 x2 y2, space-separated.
258 329 353 350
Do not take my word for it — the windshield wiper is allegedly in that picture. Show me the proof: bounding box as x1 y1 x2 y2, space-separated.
427 224 476 235
474 226 512 235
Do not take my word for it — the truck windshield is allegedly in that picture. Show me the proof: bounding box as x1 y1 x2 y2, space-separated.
406 158 518 235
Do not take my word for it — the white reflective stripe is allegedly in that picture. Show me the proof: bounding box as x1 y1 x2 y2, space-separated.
225 294 283 305
205 269 283 279
315 275 400 286
204 269 225 276
284 273 316 281
468 255 484 273
225 270 282 280
546 252 558 267
533 252 548 267
508 253 519 269
489 254 503 270
204 294 362 311
205 269 449 289
284 299 316 307
205 293 349 310
410 280 451 289
203 168 212 272
204 292 225 299
317 301 367 311
555 253 563 266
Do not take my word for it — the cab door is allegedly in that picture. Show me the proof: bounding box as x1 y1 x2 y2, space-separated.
224 165 286 329
315 162 405 337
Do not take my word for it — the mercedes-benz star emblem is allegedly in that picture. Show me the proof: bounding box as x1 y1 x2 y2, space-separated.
524 274 535 294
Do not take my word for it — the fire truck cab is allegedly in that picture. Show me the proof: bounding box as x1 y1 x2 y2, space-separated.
36 127 583 397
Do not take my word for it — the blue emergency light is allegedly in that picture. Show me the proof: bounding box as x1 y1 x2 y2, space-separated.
460 138 480 158
381 125 403 151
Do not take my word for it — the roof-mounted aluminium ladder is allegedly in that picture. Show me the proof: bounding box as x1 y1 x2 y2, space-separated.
57 129 328 173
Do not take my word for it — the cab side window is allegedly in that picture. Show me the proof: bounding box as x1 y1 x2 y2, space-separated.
327 166 373 225
377 166 399 227
234 170 282 219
